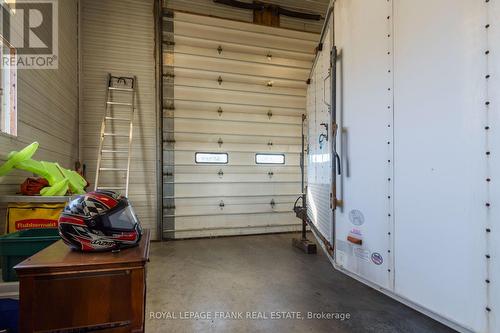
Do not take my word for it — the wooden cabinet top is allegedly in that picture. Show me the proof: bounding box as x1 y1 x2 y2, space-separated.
15 229 150 276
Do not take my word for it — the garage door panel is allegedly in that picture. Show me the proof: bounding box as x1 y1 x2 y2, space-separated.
173 99 304 117
171 109 301 125
174 53 309 81
173 133 301 146
174 86 305 109
173 182 301 197
173 77 306 97
173 142 300 153
174 212 298 230
172 224 300 239
174 43 312 69
174 11 319 41
171 165 301 175
169 203 293 217
174 118 301 137
174 21 316 53
173 172 300 183
173 195 298 206
173 68 306 90
172 151 299 166
174 34 314 62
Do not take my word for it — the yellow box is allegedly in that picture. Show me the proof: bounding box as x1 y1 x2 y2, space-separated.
6 203 65 233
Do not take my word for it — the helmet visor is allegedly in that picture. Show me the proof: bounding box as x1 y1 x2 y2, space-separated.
106 204 139 231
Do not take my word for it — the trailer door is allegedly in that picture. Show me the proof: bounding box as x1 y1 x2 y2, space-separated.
332 0 394 291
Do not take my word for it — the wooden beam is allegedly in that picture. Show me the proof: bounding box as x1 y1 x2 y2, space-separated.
253 1 280 27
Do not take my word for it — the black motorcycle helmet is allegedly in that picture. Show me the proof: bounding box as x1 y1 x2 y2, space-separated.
58 190 142 251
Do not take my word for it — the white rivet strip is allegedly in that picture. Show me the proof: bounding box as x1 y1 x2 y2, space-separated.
386 0 395 287
484 0 493 320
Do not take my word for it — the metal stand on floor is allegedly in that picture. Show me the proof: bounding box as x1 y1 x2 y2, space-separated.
292 114 317 254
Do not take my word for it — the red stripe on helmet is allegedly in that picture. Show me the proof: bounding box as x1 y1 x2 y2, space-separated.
59 216 86 226
86 192 119 209
74 236 95 251
113 232 138 242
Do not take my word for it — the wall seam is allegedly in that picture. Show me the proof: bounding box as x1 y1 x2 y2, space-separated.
484 0 492 329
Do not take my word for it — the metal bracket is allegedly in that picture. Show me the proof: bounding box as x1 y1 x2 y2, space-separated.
218 107 223 116
268 171 274 178
163 40 176 46
218 76 223 85
217 45 223 54
218 138 224 147
267 141 273 147
218 169 224 177
323 67 332 110
267 110 273 119
219 200 225 209
319 123 329 149
270 199 276 209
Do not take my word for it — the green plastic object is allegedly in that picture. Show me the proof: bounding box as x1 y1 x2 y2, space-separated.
0 142 38 176
0 142 86 195
0 229 60 282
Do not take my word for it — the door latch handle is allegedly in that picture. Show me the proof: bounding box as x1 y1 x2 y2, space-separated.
334 152 341 175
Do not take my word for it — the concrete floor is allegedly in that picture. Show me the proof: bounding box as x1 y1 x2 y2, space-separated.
146 232 455 333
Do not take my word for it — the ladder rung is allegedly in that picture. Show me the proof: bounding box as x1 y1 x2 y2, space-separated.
108 87 134 92
107 102 133 106
99 168 127 171
97 187 126 190
105 117 131 121
103 133 129 137
101 150 129 154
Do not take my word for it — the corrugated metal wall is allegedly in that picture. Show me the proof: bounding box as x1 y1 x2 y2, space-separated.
162 11 318 238
164 0 329 34
0 0 79 231
79 0 158 239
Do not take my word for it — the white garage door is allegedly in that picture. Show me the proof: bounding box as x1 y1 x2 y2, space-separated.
163 12 318 238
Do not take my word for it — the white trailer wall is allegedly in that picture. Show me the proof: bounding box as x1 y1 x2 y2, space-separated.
393 1 492 331
165 12 318 238
306 0 500 332
489 2 500 331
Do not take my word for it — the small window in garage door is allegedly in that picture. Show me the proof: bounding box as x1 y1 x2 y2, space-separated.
195 152 228 164
255 153 285 164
